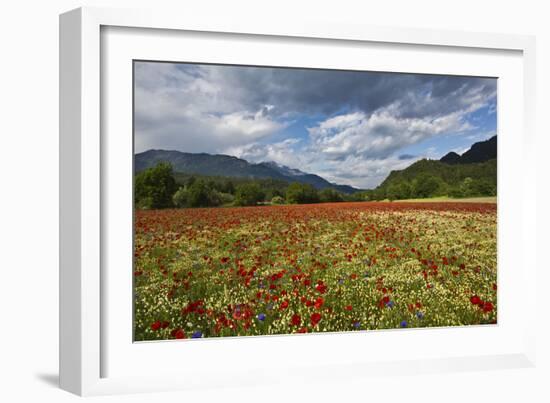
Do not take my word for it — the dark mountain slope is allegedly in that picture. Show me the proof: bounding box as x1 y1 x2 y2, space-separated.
440 135 497 165
135 149 360 194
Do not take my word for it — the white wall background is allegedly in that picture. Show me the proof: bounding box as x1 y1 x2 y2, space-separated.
0 0 548 402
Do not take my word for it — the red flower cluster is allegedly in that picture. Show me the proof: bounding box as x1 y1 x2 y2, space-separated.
291 314 301 327
378 295 390 308
310 312 322 326
314 297 324 309
151 320 169 331
170 328 186 339
315 281 327 294
182 300 205 315
470 295 494 312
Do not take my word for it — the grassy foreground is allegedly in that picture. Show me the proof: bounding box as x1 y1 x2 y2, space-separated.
134 201 497 341
392 196 497 204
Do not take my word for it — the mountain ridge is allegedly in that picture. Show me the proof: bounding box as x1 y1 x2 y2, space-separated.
440 135 497 165
134 149 360 194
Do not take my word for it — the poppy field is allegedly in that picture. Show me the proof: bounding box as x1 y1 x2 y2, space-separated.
134 202 497 341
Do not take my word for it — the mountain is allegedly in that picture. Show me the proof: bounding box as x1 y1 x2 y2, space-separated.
258 161 358 194
378 158 496 190
135 149 360 194
440 135 497 165
440 151 461 164
373 135 497 199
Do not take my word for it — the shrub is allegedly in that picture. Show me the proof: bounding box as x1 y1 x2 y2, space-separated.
286 182 320 204
271 195 285 205
172 187 189 208
234 183 265 206
134 162 177 209
319 188 344 203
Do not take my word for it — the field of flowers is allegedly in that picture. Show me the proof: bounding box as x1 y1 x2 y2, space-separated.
134 202 497 341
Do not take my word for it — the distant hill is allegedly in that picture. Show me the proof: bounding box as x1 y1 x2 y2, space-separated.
370 135 497 200
440 151 461 164
440 135 497 165
378 158 496 189
135 149 360 194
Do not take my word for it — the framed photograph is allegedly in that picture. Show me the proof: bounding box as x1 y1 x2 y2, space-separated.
60 7 537 396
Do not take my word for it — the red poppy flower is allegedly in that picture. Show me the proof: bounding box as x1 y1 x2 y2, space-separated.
345 305 353 311
310 312 322 326
280 300 289 310
291 314 301 326
297 327 308 333
482 302 494 312
315 283 327 294
220 257 230 264
314 297 324 309
151 320 161 331
161 321 170 329
173 329 186 339
492 283 497 291
470 295 482 305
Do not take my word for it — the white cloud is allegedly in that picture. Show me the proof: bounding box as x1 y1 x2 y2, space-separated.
224 138 305 169
134 61 496 188
134 63 286 153
307 103 473 161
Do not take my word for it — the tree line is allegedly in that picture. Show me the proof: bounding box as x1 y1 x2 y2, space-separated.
134 159 497 209
134 162 352 209
359 158 497 201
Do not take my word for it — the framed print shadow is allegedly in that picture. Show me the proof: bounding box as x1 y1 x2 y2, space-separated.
132 61 498 342
60 6 537 396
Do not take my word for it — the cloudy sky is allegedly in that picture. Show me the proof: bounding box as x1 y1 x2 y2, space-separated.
134 61 497 189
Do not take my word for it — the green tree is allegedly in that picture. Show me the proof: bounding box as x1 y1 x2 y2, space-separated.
286 182 320 204
234 183 265 206
172 187 189 207
386 183 402 201
319 188 344 203
459 177 475 197
134 162 177 209
222 180 235 195
412 173 443 198
186 180 223 207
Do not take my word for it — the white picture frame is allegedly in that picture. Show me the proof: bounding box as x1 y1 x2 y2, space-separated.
59 6 537 396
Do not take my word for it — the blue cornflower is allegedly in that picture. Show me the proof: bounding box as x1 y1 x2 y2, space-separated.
338 278 344 285
416 311 424 319
257 313 266 322
400 320 408 328
353 321 361 329
191 331 203 338
385 300 395 308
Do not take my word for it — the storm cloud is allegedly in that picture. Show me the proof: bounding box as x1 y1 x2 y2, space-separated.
134 61 496 188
